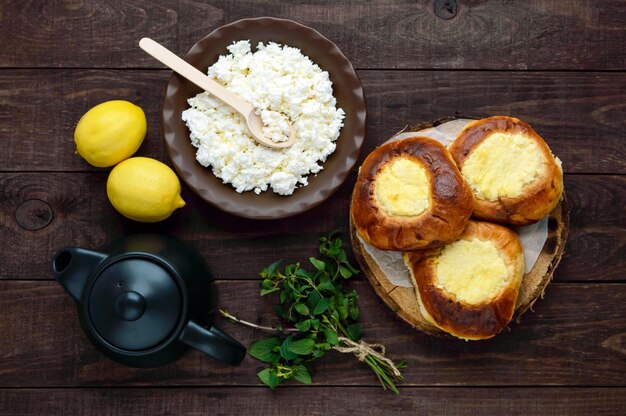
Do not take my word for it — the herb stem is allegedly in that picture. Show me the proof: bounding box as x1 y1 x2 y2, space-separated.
304 277 323 297
364 355 399 394
219 309 298 333
332 315 350 339
240 232 405 393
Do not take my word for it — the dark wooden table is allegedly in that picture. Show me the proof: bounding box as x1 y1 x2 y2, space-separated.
1 1 625 414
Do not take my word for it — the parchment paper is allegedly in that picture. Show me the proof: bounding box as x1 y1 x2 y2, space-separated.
359 119 549 288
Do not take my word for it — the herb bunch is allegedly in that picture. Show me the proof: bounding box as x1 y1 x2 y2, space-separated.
236 232 405 393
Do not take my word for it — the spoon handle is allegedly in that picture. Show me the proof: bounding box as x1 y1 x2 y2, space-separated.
139 37 253 116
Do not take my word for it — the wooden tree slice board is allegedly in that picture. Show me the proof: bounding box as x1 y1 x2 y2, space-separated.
350 198 569 337
349 116 570 338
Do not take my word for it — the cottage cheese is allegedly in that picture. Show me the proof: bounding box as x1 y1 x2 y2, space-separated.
182 40 345 195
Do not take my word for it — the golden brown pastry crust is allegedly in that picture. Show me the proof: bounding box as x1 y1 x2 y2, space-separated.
351 136 474 251
404 220 525 340
448 116 563 225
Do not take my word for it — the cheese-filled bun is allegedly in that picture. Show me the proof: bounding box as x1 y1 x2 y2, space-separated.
448 116 563 225
351 136 473 251
403 220 525 340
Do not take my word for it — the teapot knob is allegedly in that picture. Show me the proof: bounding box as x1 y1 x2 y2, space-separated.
114 291 146 321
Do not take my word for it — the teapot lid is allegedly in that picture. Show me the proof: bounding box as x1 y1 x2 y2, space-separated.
87 257 182 351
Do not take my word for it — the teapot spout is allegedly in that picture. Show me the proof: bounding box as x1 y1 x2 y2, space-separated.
52 247 108 303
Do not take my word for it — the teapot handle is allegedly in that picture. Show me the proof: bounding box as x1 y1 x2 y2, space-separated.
180 320 246 366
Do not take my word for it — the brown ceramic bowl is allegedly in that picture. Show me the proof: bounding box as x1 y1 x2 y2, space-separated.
162 17 366 219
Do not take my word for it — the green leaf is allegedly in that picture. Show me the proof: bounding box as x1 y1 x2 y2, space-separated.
310 319 320 331
345 263 360 275
248 337 282 363
309 257 325 271
280 336 298 360
308 291 321 310
313 297 331 315
257 368 280 390
324 328 339 346
295 320 311 332
292 365 312 385
268 260 281 277
260 261 281 279
312 349 326 358
285 263 298 276
349 306 360 320
335 291 345 304
294 303 310 315
317 280 335 292
325 238 341 257
260 287 280 296
325 263 338 279
279 289 291 304
339 265 353 279
347 323 362 341
337 305 348 321
288 338 315 355
315 342 331 350
295 268 313 279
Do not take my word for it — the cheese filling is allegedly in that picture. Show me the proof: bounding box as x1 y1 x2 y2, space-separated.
182 40 345 196
374 158 430 216
435 238 511 305
461 132 545 201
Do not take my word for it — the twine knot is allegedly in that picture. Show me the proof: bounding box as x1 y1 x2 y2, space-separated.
334 336 402 377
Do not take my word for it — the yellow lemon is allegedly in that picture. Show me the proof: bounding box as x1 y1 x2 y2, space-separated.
107 157 186 222
74 100 147 167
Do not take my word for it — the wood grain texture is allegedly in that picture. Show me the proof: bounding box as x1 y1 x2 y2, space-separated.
0 172 354 281
0 70 169 172
0 281 624 387
1 387 625 416
1 0 624 412
1 70 625 173
359 70 626 174
0 173 622 282
560 175 626 281
1 1 625 70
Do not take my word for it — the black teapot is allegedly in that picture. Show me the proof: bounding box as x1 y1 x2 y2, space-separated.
51 234 246 367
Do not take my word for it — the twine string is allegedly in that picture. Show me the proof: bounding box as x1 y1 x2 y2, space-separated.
219 310 402 380
334 336 402 378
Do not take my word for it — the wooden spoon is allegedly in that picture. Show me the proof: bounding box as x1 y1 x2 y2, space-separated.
139 37 295 149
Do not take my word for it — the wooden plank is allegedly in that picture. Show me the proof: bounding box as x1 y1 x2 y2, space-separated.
0 173 622 282
0 387 624 416
0 70 169 172
1 1 625 70
0 281 624 387
359 70 626 175
561 175 626 281
0 172 354 281
1 69 624 174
